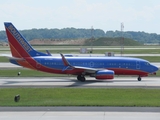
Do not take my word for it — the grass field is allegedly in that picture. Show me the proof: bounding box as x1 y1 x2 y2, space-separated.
1 45 160 54
0 69 68 77
0 88 160 107
1 45 160 49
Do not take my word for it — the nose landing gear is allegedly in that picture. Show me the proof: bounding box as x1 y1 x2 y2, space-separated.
138 76 141 81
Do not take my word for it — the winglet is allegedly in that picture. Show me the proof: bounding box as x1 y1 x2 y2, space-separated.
60 53 72 66
46 50 52 56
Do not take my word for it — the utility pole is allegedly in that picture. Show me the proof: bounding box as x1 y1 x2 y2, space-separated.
90 26 94 53
121 23 124 56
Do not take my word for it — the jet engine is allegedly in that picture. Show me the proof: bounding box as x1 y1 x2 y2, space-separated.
95 70 114 79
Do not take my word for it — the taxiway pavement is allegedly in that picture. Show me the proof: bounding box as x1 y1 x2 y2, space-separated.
0 107 160 120
0 77 160 88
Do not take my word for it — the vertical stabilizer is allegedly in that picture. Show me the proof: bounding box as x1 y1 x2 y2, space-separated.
4 22 48 58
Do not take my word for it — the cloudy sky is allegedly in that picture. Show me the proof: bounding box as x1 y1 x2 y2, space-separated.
1 0 160 34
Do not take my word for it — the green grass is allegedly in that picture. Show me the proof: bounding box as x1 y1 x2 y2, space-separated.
1 45 160 49
0 69 68 77
1 46 160 54
0 56 9 62
0 88 160 106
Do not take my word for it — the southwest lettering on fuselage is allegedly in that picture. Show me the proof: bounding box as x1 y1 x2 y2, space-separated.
8 25 33 53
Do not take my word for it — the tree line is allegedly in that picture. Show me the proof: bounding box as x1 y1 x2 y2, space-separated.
0 28 160 43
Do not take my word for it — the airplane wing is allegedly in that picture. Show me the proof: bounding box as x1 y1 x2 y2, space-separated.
73 66 102 73
60 53 104 74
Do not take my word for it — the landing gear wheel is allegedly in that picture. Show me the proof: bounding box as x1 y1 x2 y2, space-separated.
138 76 141 81
77 75 81 81
77 75 86 82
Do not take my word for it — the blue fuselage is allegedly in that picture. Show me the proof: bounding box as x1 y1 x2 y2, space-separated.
26 56 158 76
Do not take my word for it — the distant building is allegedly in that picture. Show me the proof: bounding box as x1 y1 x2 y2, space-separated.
144 43 160 45
105 52 114 57
0 42 8 46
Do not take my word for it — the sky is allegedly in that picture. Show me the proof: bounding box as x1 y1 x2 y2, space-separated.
1 0 160 34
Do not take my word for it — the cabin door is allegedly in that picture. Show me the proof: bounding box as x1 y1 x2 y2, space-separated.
136 61 140 69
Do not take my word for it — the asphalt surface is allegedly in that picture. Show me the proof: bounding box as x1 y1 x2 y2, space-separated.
0 107 160 120
0 77 160 88
0 107 160 112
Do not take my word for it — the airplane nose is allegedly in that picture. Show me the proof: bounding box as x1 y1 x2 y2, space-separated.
152 65 159 72
149 65 159 75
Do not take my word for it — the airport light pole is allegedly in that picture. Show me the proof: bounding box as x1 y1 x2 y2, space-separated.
121 23 124 56
90 26 94 53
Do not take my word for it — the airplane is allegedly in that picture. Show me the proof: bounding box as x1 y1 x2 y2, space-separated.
4 22 159 82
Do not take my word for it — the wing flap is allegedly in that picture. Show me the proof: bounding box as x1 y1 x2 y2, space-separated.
74 66 97 72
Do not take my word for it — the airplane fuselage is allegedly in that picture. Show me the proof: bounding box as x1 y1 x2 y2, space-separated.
10 56 158 77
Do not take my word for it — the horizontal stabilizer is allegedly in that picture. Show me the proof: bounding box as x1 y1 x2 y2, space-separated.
46 50 52 56
1 54 25 61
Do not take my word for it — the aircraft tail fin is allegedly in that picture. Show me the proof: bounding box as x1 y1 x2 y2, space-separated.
4 22 49 58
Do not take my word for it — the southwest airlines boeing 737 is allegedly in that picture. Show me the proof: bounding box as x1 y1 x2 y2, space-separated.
4 22 159 81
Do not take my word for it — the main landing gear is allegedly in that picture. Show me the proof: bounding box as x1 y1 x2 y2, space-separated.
77 75 86 82
138 76 141 81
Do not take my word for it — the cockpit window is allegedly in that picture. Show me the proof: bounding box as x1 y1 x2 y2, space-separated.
146 62 150 65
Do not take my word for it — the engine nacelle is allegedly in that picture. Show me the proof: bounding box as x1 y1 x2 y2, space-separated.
95 70 114 80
